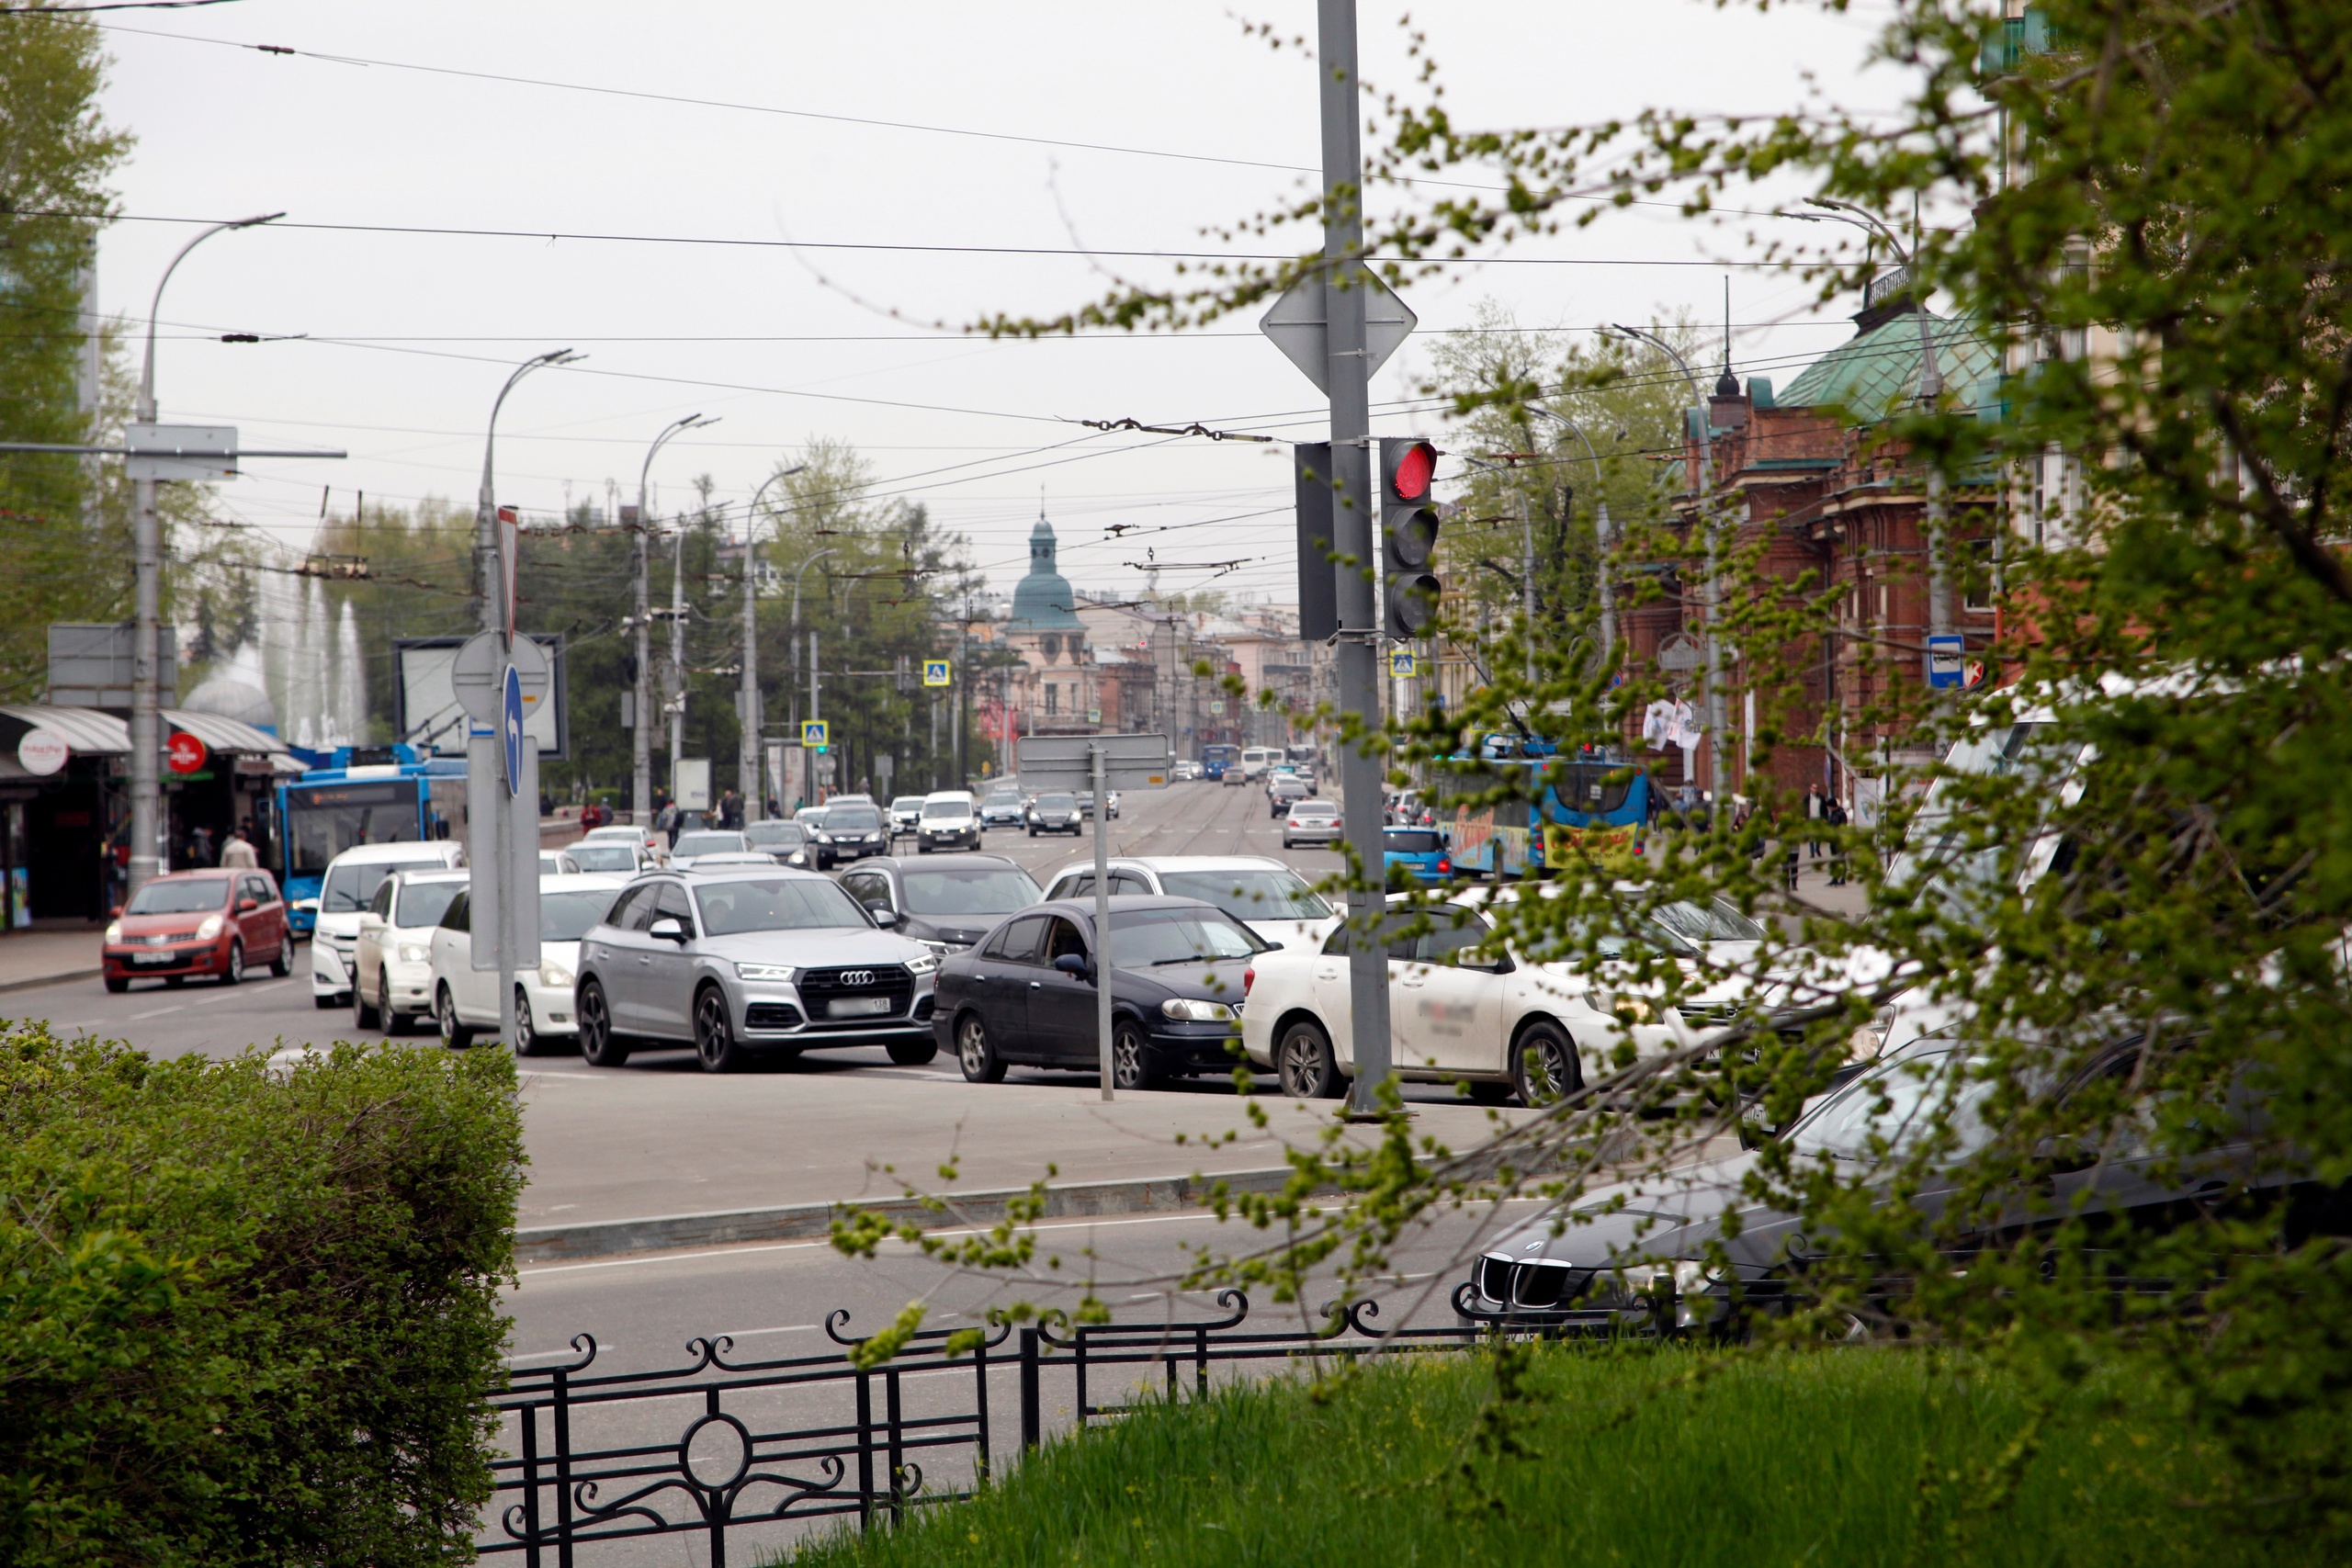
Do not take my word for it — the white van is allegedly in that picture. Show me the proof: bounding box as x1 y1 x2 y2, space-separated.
1240 746 1275 780
309 840 465 1007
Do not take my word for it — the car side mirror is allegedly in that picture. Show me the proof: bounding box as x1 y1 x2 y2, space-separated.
358 912 382 929
237 897 259 913
1053 953 1091 981
872 908 899 927
648 917 689 942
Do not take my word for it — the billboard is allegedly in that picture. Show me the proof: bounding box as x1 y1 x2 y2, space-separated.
392 634 569 760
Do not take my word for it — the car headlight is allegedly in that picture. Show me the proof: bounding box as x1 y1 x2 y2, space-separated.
787 852 808 866
733 962 797 982
1849 1002 1898 1061
1600 992 1652 1024
919 939 953 957
1160 998 1236 1022
814 832 833 843
196 915 223 941
104 920 121 943
905 953 940 976
397 942 431 964
537 959 575 989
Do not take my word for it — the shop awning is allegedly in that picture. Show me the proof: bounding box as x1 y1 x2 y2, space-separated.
162 708 285 758
0 704 130 756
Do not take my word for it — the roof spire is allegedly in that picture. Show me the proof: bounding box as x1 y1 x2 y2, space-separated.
1714 276 1739 399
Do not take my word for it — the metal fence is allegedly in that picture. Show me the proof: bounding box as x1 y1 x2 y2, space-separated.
481 1286 1586 1565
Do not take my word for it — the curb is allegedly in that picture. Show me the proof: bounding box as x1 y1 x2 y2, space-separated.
514 1166 1311 1265
0 965 101 997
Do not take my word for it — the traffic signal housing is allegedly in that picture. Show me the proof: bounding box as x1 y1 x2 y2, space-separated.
1378 437 1442 637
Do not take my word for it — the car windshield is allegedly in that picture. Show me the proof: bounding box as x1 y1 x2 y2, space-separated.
1647 898 1768 944
922 798 971 818
674 832 746 858
694 876 870 935
1035 794 1076 810
541 888 618 942
900 866 1042 916
1159 869 1332 923
322 860 442 914
826 807 882 831
125 879 228 915
743 822 805 847
567 843 640 872
1110 907 1264 965
1385 830 1442 852
1292 801 1338 818
395 882 462 928
892 796 926 812
1789 1050 1999 1163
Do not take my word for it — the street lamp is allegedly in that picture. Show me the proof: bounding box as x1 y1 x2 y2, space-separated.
632 413 716 827
476 348 582 634
1529 407 1617 667
788 548 840 808
127 211 281 894
739 463 807 821
1611 321 1726 814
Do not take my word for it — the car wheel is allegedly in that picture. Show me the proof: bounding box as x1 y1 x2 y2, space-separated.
1464 1079 1515 1106
887 1037 938 1066
1027 827 1036 838
267 941 290 978
436 985 475 1050
222 941 244 986
105 975 128 994
1110 1019 1158 1091
694 985 745 1073
956 1010 1007 1083
384 969 415 1035
355 971 381 1031
513 985 543 1056
577 978 630 1067
918 843 931 854
1510 1019 1583 1107
1277 1019 1343 1099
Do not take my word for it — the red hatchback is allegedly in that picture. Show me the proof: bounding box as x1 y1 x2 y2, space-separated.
103 869 292 992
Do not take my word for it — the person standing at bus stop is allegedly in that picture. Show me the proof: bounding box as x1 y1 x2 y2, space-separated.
219 828 258 869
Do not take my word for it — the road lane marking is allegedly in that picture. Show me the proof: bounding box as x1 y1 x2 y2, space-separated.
130 1004 187 1020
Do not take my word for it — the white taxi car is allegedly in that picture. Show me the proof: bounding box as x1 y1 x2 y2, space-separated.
424 873 628 1053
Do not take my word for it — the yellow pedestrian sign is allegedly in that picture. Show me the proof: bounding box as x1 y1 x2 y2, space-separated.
922 659 952 687
801 719 829 751
1389 649 1417 678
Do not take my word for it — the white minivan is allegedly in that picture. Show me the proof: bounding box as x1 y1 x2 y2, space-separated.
309 840 466 1008
425 873 628 1053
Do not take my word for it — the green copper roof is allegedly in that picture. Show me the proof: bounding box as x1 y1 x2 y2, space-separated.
1005 516 1085 632
1779 310 1996 423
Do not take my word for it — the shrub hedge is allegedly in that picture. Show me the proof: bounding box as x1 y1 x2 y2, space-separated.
0 1030 524 1567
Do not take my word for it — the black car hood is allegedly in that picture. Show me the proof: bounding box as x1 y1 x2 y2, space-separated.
901 913 1005 948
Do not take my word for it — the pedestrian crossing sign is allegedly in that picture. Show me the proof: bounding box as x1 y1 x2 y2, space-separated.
801 719 829 751
922 659 951 687
1389 649 1417 678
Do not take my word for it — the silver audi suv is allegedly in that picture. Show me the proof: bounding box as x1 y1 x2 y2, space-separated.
572 867 940 1073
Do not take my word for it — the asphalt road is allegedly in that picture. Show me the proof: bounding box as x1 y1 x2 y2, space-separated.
1 773 1339 1062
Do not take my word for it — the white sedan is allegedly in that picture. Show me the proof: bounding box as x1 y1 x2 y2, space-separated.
424 873 628 1053
1238 895 1715 1105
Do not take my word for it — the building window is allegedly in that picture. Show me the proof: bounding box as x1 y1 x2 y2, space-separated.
1045 683 1058 716
1962 538 1996 613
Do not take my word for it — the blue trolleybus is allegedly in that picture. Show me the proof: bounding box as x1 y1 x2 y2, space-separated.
1201 743 1240 782
274 746 468 934
1441 735 1652 878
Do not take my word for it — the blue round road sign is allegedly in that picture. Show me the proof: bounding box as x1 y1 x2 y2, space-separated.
501 664 526 796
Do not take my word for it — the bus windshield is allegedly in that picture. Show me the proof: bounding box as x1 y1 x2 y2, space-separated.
286 779 424 878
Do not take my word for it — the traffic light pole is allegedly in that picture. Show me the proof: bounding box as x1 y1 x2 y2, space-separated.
1317 0 1395 1116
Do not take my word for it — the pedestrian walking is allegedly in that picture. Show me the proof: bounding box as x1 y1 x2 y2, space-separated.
219 828 258 869
1805 782 1827 858
1825 795 1850 886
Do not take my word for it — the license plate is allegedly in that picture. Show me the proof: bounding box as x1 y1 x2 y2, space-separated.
828 996 891 1018
129 953 175 967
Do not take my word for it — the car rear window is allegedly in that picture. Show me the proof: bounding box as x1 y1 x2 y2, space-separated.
1385 830 1442 852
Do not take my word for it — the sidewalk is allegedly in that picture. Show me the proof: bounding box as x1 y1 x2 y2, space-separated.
0 927 105 993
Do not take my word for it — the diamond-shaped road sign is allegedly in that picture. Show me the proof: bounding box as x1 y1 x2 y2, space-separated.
1258 269 1418 393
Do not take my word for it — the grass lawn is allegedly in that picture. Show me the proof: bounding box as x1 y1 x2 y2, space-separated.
782 1342 2303 1568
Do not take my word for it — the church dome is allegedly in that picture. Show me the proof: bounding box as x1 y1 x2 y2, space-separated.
180 675 278 731
1004 515 1085 632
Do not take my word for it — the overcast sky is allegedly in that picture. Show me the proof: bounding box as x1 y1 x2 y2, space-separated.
94 0 1902 607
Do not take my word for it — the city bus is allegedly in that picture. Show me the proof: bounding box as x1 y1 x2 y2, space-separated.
274 746 467 934
1201 743 1240 781
1439 737 1651 878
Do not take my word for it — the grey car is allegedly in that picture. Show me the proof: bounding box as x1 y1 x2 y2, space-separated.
572 868 941 1073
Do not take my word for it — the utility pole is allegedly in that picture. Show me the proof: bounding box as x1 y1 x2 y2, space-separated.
1317 0 1395 1115
130 213 280 894
1533 409 1617 666
668 508 687 787
739 466 806 822
633 415 710 826
808 628 820 801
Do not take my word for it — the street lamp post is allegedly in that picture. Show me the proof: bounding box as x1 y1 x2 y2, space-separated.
128 211 281 895
1531 408 1617 667
738 464 807 821
1612 322 1725 813
632 414 714 827
476 349 581 634
787 549 839 808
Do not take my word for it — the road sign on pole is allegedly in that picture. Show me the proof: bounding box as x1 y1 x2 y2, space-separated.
922 659 951 687
452 630 551 724
500 665 526 797
1016 733 1171 790
1926 634 1966 690
802 719 830 751
1389 649 1417 679
467 723 540 975
1259 271 1418 394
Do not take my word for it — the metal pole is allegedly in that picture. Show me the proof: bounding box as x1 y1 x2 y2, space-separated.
1317 0 1395 1114
128 212 280 895
669 519 686 788
737 466 808 821
633 415 708 827
1092 740 1114 1101
809 627 820 802
1519 487 1536 687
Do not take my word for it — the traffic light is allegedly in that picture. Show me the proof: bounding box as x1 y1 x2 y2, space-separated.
1294 443 1339 641
1378 437 1442 637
